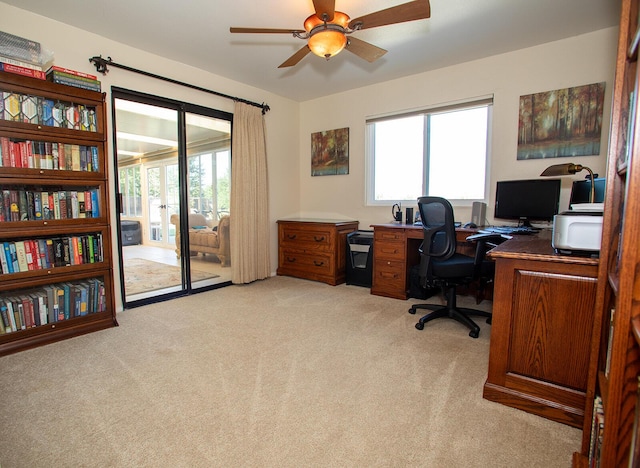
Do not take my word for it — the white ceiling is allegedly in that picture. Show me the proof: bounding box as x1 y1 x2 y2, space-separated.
4 0 621 102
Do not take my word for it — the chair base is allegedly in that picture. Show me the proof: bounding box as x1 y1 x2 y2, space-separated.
408 286 491 338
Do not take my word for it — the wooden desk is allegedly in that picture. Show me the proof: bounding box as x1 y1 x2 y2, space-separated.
370 223 477 299
482 231 598 428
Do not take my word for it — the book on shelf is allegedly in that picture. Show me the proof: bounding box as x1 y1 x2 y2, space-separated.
13 241 28 272
0 242 10 274
46 69 99 86
2 91 21 121
605 308 616 377
0 31 42 65
46 72 101 92
0 54 42 71
0 62 45 80
0 300 11 333
589 396 605 467
45 65 97 81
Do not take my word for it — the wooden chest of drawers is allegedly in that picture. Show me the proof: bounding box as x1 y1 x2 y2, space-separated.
277 219 359 285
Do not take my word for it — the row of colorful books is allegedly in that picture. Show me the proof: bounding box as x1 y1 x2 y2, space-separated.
1 188 100 222
46 69 101 92
0 278 107 334
0 137 99 171
0 90 97 131
0 234 104 275
0 62 102 92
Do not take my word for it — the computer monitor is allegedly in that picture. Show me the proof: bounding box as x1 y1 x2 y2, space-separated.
569 177 606 206
494 178 561 227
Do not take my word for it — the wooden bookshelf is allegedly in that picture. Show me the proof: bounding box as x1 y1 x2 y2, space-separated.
575 0 640 465
0 70 117 356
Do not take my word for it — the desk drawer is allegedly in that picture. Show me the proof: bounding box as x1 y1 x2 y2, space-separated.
374 241 405 261
373 260 405 293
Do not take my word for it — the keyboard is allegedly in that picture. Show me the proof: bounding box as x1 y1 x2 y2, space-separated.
480 226 538 235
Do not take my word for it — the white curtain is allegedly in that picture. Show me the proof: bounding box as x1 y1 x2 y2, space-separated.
229 102 271 283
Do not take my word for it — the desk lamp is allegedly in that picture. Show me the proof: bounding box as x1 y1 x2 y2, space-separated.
540 163 596 203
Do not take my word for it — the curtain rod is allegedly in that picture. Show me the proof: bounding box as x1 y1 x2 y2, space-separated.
88 55 270 114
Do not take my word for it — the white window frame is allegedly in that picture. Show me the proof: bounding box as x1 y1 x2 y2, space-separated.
365 97 493 206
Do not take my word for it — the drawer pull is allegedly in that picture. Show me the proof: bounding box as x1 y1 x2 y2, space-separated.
313 260 325 267
286 256 296 263
380 271 399 279
314 236 325 242
287 234 297 240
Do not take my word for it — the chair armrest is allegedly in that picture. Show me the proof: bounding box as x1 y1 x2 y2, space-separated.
465 232 509 243
466 233 509 277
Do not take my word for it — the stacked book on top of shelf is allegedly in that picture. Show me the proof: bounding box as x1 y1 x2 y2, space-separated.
0 30 101 91
45 66 101 92
0 30 46 80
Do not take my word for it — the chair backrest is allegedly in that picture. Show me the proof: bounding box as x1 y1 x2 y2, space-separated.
417 197 458 284
418 196 457 260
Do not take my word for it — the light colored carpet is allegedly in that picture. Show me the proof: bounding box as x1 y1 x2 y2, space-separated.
124 258 217 295
0 276 580 467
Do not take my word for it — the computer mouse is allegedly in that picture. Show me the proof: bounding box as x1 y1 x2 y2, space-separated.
463 222 477 229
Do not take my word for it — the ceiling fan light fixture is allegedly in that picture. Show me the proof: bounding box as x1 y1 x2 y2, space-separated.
304 11 350 59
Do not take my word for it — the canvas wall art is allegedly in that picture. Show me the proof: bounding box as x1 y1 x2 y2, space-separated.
311 127 349 176
517 82 606 160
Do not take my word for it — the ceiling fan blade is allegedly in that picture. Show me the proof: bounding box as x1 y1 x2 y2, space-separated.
345 37 387 63
278 45 312 68
230 27 303 34
348 0 430 30
312 0 336 21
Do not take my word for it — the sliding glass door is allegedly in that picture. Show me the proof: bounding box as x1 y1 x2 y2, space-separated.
112 89 233 306
185 112 232 289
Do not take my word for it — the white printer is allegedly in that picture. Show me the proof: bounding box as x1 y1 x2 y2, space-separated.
552 203 603 254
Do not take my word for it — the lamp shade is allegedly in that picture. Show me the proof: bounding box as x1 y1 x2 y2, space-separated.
540 163 584 177
304 12 350 59
541 162 595 203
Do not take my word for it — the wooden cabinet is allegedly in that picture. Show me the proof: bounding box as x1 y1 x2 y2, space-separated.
0 71 117 356
483 233 598 428
276 219 358 285
574 0 640 465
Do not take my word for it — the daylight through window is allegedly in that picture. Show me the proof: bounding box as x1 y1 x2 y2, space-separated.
366 98 492 204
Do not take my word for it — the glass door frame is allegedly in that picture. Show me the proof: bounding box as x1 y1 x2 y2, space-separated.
112 87 233 308
145 162 180 249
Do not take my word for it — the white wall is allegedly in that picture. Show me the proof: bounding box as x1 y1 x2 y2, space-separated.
298 28 619 230
1 3 300 310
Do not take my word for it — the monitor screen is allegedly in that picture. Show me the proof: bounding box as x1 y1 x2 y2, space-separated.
569 177 606 205
494 179 561 226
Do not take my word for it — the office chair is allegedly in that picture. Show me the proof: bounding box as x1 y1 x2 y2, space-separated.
408 197 504 338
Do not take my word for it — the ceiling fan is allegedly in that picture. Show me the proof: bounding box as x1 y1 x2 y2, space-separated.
230 0 431 68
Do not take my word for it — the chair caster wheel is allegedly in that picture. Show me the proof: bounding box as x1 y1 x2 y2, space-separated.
408 308 416 315
469 330 479 338
415 322 424 330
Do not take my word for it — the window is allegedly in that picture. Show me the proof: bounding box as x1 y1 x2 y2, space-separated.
366 99 492 204
188 149 231 220
119 165 142 217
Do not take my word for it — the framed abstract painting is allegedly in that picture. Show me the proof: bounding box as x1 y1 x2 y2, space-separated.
517 82 606 160
311 127 349 176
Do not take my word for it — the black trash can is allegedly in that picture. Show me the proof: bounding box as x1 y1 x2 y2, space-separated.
121 220 142 246
346 230 374 287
